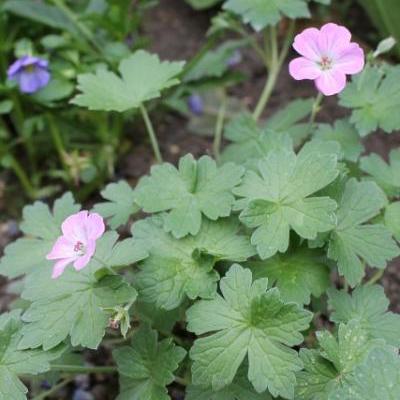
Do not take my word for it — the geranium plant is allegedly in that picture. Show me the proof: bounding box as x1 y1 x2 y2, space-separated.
1 1 400 399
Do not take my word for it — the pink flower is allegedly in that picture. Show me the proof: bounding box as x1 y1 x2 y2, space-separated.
46 211 105 279
289 23 365 96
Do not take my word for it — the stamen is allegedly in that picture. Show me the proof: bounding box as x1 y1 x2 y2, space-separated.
319 56 333 71
74 241 85 255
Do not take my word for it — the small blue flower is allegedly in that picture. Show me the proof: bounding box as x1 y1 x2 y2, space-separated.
187 94 204 116
7 56 51 94
226 50 242 67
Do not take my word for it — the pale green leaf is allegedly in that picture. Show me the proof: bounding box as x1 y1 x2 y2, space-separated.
247 248 330 305
133 215 255 310
187 264 312 399
94 181 139 229
327 178 399 286
328 285 400 347
134 154 244 238
72 50 185 112
339 65 400 136
113 324 186 400
223 0 310 31
234 141 339 259
0 193 80 279
384 201 400 241
360 149 400 197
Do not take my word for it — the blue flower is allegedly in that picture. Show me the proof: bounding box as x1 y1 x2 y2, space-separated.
187 93 204 116
7 56 51 94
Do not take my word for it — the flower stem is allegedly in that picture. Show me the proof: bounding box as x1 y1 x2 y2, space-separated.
50 364 118 374
31 377 74 400
213 93 227 161
367 269 385 285
308 91 324 131
175 376 191 386
139 104 162 163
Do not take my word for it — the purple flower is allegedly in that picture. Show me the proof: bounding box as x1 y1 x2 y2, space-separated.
188 94 204 116
7 56 51 94
226 50 242 67
46 211 105 279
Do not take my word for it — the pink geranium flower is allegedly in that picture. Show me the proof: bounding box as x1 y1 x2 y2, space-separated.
46 211 105 279
289 23 365 96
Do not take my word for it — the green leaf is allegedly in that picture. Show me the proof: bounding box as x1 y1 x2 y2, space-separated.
339 65 400 136
94 181 139 229
234 141 339 259
334 346 400 399
187 264 312 399
2 0 78 34
314 119 363 162
185 40 245 81
19 232 146 350
246 248 330 305
0 100 13 114
0 193 81 279
134 154 244 238
32 79 74 105
186 365 272 400
0 310 64 400
327 285 400 347
296 320 383 399
113 324 186 400
133 215 255 310
360 149 400 197
223 0 310 31
71 50 185 112
327 178 399 286
186 0 222 10
384 201 400 241
220 113 293 168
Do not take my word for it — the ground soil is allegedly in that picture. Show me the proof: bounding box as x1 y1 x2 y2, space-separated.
0 1 399 399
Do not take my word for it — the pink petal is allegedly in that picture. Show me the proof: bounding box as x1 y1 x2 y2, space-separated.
46 236 76 260
73 240 96 271
52 258 74 279
293 27 321 61
61 211 89 243
315 69 347 96
336 43 365 75
86 212 105 240
289 57 321 80
318 23 352 56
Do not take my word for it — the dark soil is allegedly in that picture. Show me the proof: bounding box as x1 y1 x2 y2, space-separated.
0 1 399 399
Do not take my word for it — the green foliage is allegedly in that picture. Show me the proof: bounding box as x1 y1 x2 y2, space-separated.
247 248 330 305
0 193 80 279
72 50 185 112
222 0 310 31
94 181 139 229
113 324 186 400
328 285 400 347
296 321 384 399
185 0 222 9
339 65 400 136
327 178 399 286
0 310 64 400
234 141 339 259
133 215 255 310
134 154 244 238
187 264 312 399
384 201 400 241
360 149 400 197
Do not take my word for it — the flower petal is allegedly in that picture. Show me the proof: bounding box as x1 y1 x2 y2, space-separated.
46 236 76 260
293 27 321 61
289 57 321 80
17 69 51 94
52 258 74 279
73 240 96 271
315 69 347 96
336 43 365 75
61 211 89 243
86 213 105 240
318 23 351 56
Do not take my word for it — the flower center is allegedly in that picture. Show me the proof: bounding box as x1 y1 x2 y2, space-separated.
24 64 37 73
73 241 85 256
319 56 333 71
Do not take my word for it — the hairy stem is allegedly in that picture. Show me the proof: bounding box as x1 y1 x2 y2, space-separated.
308 91 324 130
5 154 36 199
31 377 74 400
139 104 163 163
213 93 227 161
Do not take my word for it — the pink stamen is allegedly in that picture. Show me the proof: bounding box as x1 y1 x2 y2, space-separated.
74 241 84 253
